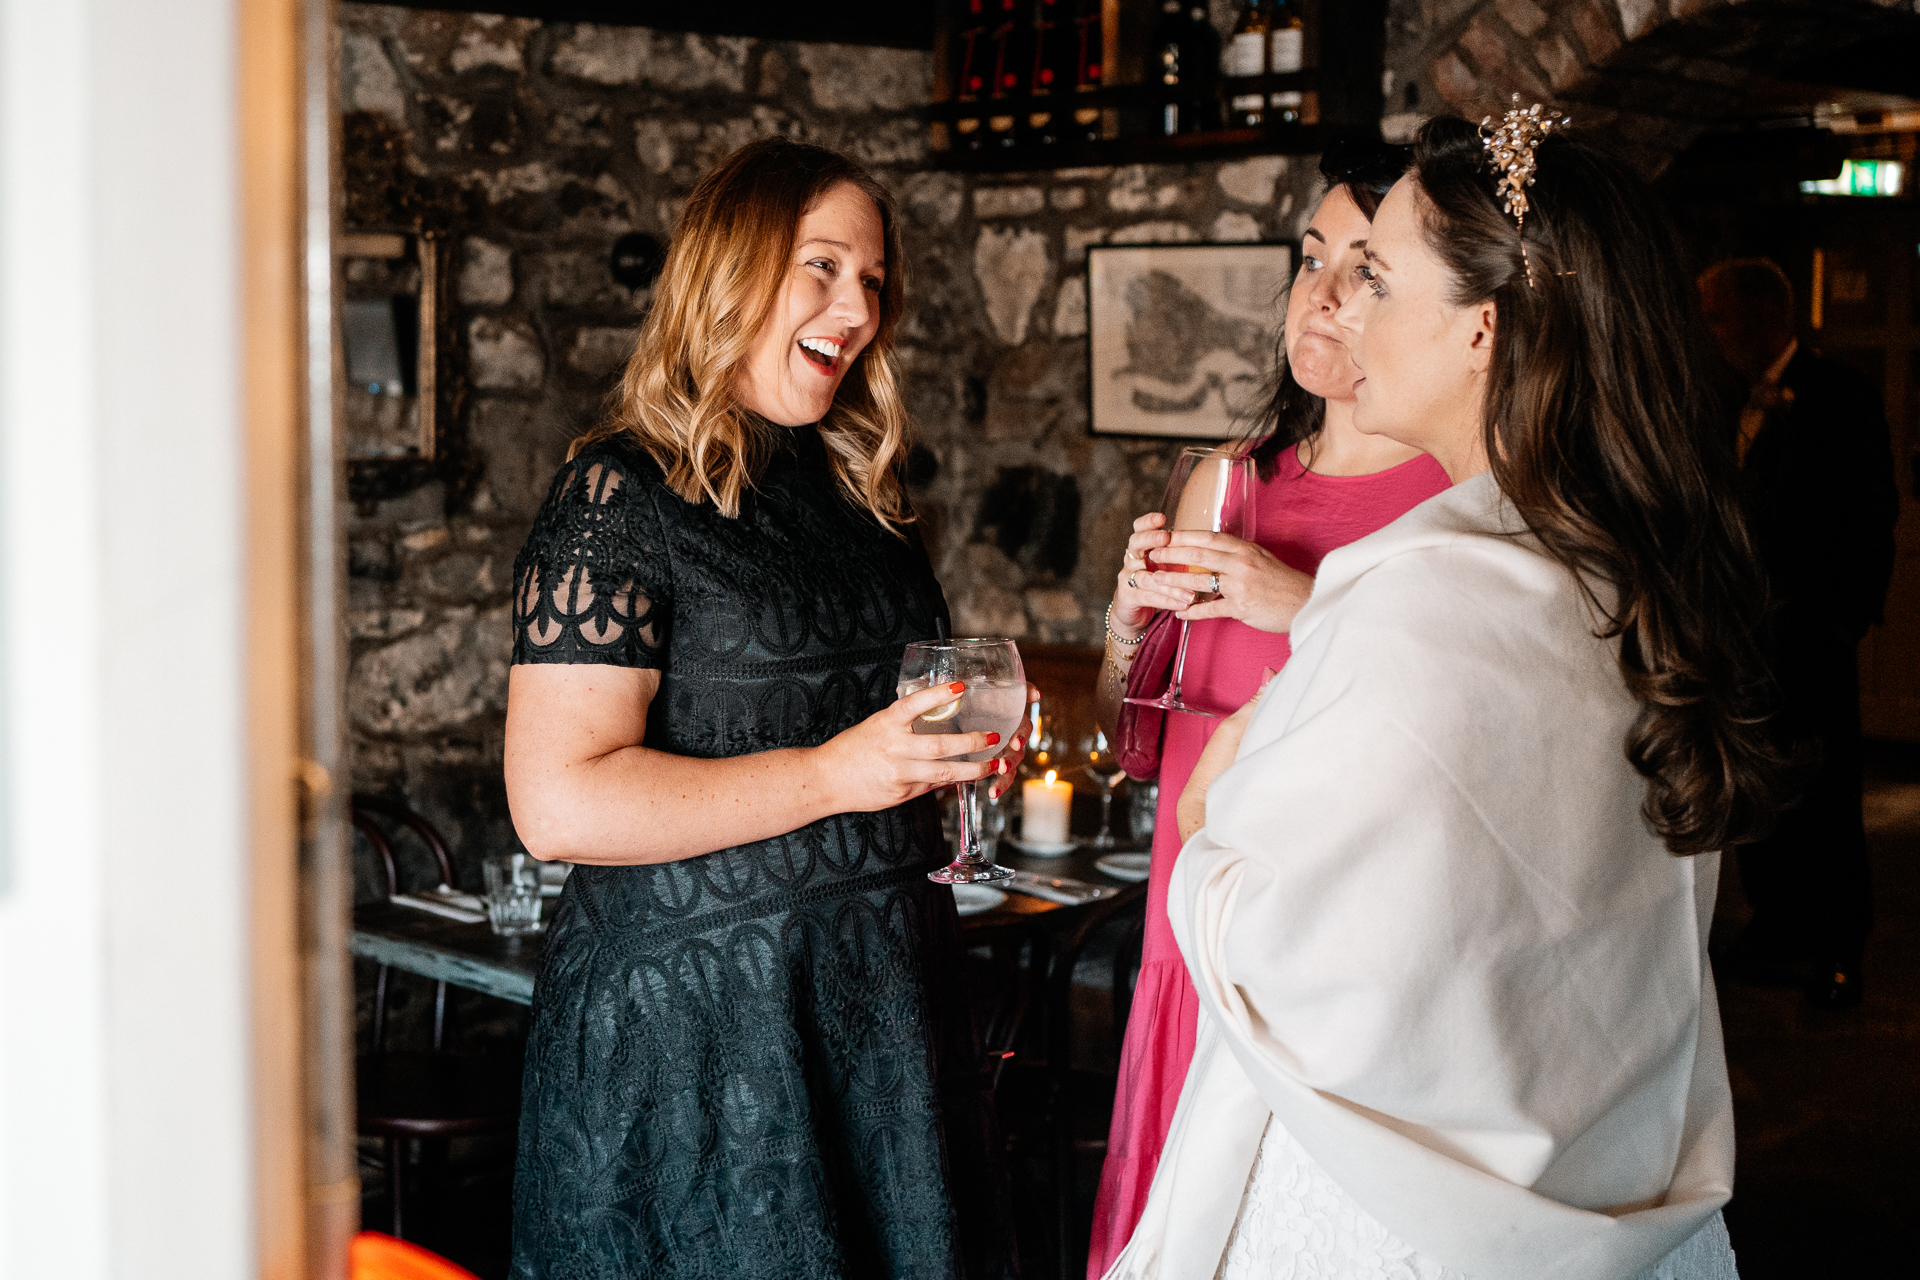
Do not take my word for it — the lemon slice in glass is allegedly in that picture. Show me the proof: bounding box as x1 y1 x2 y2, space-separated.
919 696 962 723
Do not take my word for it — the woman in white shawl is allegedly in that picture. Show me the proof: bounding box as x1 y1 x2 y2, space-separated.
1104 113 1782 1280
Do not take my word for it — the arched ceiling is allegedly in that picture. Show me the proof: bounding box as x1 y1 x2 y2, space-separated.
1407 0 1920 175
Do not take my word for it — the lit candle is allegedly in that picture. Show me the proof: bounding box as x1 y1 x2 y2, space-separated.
1022 769 1074 848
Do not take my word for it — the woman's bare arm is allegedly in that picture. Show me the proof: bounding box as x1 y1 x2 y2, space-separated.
1175 668 1277 841
505 664 1009 865
1092 648 1130 748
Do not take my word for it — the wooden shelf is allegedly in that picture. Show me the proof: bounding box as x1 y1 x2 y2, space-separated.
931 123 1333 172
923 74 1319 125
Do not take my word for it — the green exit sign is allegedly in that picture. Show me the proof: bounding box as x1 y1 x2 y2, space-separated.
1801 159 1906 197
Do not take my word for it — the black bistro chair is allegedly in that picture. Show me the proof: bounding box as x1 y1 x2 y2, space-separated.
1041 890 1147 1280
352 794 523 1240
978 884 1148 1280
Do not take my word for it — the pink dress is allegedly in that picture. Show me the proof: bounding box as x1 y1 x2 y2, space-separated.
1085 447 1452 1279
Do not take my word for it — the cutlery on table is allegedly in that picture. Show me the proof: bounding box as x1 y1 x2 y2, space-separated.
1003 870 1121 906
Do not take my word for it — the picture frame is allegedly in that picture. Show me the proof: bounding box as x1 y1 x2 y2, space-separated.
1085 241 1293 440
339 228 442 462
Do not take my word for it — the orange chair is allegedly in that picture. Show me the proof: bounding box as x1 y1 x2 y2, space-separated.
349 1232 482 1280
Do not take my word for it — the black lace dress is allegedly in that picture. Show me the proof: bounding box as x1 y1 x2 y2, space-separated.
506 429 1015 1280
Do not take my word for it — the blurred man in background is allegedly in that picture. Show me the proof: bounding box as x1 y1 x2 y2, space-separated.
1699 257 1899 1009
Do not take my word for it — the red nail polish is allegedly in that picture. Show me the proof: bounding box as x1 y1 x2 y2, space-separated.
986 733 1001 746
949 681 965 694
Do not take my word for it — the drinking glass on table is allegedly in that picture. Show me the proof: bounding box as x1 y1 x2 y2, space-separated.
1021 695 1059 778
1130 779 1159 843
1125 446 1258 718
898 638 1026 884
1080 726 1128 850
483 853 544 936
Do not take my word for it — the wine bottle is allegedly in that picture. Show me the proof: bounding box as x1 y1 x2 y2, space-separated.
987 0 1026 149
1153 0 1186 137
1071 0 1103 142
1182 2 1221 133
1030 0 1067 146
1226 1 1268 128
1269 0 1304 124
955 0 989 151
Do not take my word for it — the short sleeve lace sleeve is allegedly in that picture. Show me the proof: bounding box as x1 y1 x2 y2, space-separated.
511 443 670 668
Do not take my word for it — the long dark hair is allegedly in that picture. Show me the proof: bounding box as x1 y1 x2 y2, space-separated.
1245 138 1410 478
1411 115 1781 854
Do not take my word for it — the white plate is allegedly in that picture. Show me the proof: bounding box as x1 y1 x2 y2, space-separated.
1009 836 1080 857
950 883 1008 916
1095 852 1152 883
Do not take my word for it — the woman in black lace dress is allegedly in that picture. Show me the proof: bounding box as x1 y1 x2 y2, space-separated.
503 139 1024 1278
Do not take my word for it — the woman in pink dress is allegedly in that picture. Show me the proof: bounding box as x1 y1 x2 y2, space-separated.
1085 141 1452 1277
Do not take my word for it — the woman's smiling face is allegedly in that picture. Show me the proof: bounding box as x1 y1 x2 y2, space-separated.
1332 177 1497 480
1284 184 1374 402
736 180 886 426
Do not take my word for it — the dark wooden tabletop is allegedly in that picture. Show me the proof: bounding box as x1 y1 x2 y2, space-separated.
351 900 544 1005
949 843 1150 933
349 842 1150 1005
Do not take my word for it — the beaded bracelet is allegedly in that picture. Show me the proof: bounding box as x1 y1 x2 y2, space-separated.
1105 601 1145 652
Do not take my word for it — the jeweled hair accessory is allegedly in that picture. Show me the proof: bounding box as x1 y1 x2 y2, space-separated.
1479 94 1570 287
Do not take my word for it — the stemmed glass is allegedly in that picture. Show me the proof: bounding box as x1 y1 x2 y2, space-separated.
1079 727 1128 849
1124 446 1257 719
1022 695 1059 778
898 638 1027 884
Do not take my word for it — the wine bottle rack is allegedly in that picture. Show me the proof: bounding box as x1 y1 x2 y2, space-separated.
928 0 1383 174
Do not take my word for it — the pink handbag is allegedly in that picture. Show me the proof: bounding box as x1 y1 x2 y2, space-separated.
1115 611 1180 781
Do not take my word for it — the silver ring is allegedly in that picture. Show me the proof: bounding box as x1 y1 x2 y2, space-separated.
1208 572 1222 595
1127 574 1139 589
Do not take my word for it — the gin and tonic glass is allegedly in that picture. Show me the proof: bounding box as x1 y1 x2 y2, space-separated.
898 638 1026 884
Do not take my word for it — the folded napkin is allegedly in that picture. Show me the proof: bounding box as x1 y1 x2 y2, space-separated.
1005 870 1122 907
391 884 488 924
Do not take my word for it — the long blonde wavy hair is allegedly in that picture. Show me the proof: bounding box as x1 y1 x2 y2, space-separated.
571 137 912 531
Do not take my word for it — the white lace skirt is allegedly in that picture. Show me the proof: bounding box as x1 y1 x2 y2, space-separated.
1215 1118 1740 1280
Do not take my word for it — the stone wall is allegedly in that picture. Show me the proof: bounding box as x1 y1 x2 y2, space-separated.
338 3 1330 868
343 1 1920 871
336 1 1920 1048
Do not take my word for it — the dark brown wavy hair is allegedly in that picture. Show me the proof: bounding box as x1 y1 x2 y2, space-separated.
1245 138 1411 478
1411 115 1782 854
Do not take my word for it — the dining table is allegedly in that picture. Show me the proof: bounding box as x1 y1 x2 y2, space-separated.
348 841 1147 1007
350 838 1149 1278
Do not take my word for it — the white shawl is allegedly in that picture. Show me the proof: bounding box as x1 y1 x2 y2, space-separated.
1104 473 1733 1280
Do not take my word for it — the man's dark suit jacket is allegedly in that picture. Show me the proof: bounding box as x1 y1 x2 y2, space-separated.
1735 348 1898 965
1742 348 1899 643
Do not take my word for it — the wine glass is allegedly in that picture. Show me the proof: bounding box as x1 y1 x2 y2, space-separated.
1021 695 1059 779
1079 727 1128 850
898 638 1027 884
1124 446 1257 719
